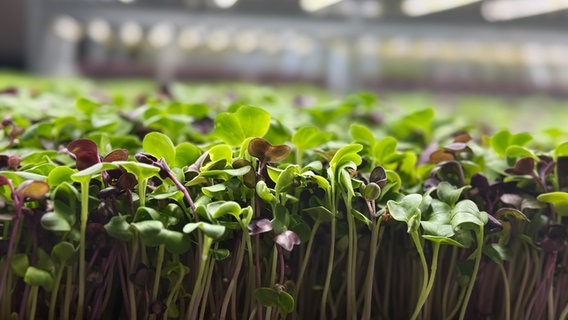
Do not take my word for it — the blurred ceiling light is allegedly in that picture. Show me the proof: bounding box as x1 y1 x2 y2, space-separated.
481 0 568 21
461 41 484 62
491 43 515 64
522 42 545 66
292 35 315 56
119 0 136 3
235 30 259 53
401 0 481 16
259 32 282 54
206 29 230 52
300 0 344 12
53 15 83 42
213 0 238 8
119 21 143 47
546 44 568 66
178 26 202 50
356 35 377 56
440 41 460 61
411 40 429 60
360 0 382 18
87 19 111 44
148 23 175 48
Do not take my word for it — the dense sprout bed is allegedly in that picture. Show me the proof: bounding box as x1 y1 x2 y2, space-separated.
0 76 567 319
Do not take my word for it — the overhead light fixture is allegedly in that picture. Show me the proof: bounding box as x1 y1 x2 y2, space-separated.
148 23 175 48
53 15 83 42
359 0 382 18
178 26 202 51
206 28 230 52
258 32 282 55
119 21 143 47
482 0 568 21
356 35 378 56
87 19 111 44
300 0 344 12
234 30 259 54
213 0 238 9
401 0 481 17
291 34 315 56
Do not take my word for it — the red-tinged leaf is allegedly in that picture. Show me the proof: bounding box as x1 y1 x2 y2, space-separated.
248 218 272 235
453 133 472 143
135 152 158 165
0 175 11 186
486 214 503 233
15 180 49 200
266 145 292 162
430 150 454 163
443 142 469 153
500 194 523 208
471 173 490 190
505 157 534 175
248 138 291 163
274 230 301 252
248 138 271 160
1 115 13 127
103 149 129 162
0 155 21 170
117 172 138 190
495 207 529 222
369 166 387 188
537 158 555 178
7 155 21 170
67 139 101 170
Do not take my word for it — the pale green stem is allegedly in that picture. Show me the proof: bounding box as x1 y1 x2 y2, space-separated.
548 285 555 320
362 217 382 319
320 212 336 320
458 226 484 320
383 239 393 313
442 246 458 318
151 244 166 304
28 286 39 320
199 257 215 320
163 265 185 320
49 265 65 320
445 287 466 320
409 232 430 320
513 242 531 319
188 236 212 320
295 220 321 301
244 232 255 320
412 242 441 320
138 178 147 207
76 179 90 320
265 246 279 320
559 303 568 320
498 263 511 320
345 195 357 320
63 266 73 320
220 234 246 319
128 236 139 320
295 149 303 166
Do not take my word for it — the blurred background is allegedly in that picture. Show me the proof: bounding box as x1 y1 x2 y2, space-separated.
2 0 568 96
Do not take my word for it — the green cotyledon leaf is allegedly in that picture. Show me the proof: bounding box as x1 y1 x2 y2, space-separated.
537 192 568 216
387 194 422 233
450 200 488 230
143 132 176 166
